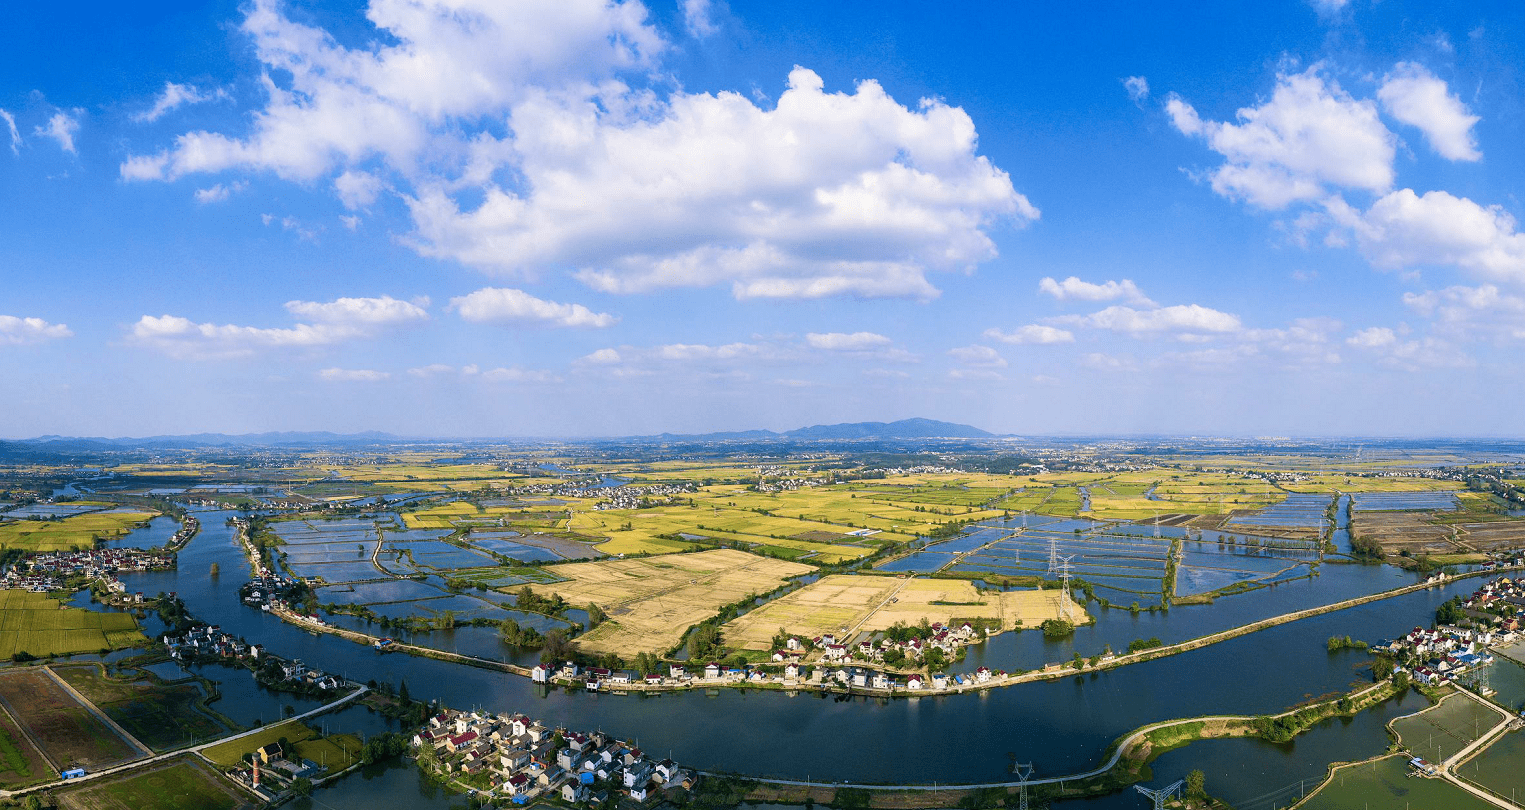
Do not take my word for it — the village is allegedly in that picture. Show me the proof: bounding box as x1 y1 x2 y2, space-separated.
530 622 1007 695
165 621 348 693
0 546 176 593
411 707 699 806
1382 576 1525 692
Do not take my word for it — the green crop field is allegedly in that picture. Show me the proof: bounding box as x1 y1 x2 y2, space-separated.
0 509 159 552
1298 754 1495 810
55 757 252 810
201 719 317 766
0 590 146 659
0 708 50 787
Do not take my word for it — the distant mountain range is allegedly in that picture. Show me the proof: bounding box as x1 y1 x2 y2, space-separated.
12 431 401 451
8 418 994 451
652 418 995 441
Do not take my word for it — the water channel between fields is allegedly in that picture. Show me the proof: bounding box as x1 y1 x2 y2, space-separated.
92 508 1491 788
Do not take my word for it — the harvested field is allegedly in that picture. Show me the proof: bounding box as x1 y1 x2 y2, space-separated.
1456 521 1525 552
0 590 146 659
0 669 143 770
52 664 232 752
55 756 252 810
1351 512 1460 556
537 549 812 656
723 575 1084 651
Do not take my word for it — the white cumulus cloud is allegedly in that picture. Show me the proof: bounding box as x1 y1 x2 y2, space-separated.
0 316 73 346
1063 304 1242 336
1037 276 1153 306
1377 62 1480 161
130 295 428 359
284 295 429 326
123 0 1032 302
319 367 391 381
948 344 1007 368
1327 189 1525 282
805 332 892 351
1167 66 1395 209
1123 76 1149 104
983 324 1075 345
450 287 616 328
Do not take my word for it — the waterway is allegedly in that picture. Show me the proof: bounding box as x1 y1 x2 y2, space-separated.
111 507 1490 789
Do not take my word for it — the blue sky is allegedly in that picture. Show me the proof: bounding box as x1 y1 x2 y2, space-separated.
2 0 1523 438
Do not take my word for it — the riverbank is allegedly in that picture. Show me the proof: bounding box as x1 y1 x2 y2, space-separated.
254 560 1515 700
696 678 1409 807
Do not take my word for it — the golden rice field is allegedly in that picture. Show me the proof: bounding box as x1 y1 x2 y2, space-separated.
536 549 812 657
722 574 1082 651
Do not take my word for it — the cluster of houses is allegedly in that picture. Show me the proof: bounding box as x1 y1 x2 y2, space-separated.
23 547 175 578
588 482 698 511
0 547 177 593
1381 578 1525 688
163 623 346 692
1386 625 1500 688
166 514 200 548
239 575 301 610
412 708 698 805
805 623 985 666
531 657 1003 694
749 466 822 494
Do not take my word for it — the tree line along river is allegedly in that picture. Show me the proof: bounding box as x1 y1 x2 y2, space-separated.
94 508 1505 806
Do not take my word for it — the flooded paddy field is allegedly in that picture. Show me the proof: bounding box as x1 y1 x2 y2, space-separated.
1225 493 1332 529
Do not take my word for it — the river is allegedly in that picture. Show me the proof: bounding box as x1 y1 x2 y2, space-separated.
107 508 1485 793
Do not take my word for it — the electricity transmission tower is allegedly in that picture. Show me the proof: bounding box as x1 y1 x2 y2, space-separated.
1013 763 1034 810
1047 537 1059 575
1134 780 1184 810
1058 554 1076 621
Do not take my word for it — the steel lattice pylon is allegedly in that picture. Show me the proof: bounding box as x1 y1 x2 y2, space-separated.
1013 763 1034 810
1134 780 1184 810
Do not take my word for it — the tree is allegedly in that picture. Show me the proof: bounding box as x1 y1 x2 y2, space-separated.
587 602 606 627
1186 769 1206 801
292 776 313 796
1040 619 1074 638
